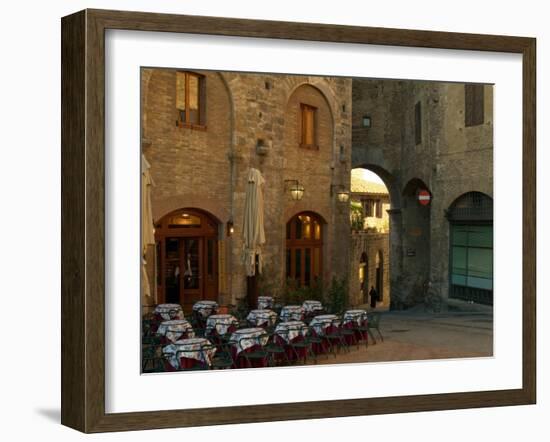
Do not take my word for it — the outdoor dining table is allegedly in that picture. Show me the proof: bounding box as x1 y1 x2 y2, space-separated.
156 319 194 343
343 309 368 325
280 305 304 322
274 320 308 343
257 296 274 309
162 337 215 371
229 327 269 368
246 309 278 327
206 314 239 337
274 320 311 360
302 300 324 314
192 300 219 319
343 309 369 343
154 303 184 321
309 314 340 336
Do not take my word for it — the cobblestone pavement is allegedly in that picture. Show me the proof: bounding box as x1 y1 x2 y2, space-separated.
307 310 493 366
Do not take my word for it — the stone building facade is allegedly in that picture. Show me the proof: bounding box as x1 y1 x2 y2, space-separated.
141 70 493 312
141 68 352 311
352 79 493 308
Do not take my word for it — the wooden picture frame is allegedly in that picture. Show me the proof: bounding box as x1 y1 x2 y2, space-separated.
61 9 536 433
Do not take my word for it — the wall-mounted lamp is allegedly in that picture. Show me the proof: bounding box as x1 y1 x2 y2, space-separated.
284 179 305 201
226 219 234 237
362 115 372 128
331 184 350 203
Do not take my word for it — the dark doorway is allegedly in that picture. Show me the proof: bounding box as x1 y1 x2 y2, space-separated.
155 208 219 311
376 250 384 302
360 252 368 303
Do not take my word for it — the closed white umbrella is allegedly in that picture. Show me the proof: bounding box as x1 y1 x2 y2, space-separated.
141 154 155 299
242 168 266 276
141 154 155 254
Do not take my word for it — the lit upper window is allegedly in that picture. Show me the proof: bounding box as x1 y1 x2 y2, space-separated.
176 71 206 128
300 103 317 149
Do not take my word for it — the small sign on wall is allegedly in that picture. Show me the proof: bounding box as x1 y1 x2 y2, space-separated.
418 189 431 206
406 248 416 257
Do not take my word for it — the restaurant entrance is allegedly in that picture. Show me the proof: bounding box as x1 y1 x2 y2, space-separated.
155 208 219 311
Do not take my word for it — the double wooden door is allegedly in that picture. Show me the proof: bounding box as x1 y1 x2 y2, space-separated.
155 209 218 311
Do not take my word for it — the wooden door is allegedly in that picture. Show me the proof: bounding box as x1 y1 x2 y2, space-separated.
155 208 219 310
180 237 202 309
285 212 323 288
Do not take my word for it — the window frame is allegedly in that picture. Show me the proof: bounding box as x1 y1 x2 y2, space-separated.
414 101 422 145
465 83 485 127
299 103 318 149
176 71 207 130
375 200 383 218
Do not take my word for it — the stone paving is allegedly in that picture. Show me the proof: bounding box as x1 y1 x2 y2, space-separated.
308 309 493 366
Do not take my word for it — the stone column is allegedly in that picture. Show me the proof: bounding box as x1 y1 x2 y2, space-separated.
387 208 403 309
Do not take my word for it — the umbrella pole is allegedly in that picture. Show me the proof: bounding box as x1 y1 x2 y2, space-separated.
246 255 259 310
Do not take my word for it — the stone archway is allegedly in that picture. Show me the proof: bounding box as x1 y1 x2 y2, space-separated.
351 164 401 309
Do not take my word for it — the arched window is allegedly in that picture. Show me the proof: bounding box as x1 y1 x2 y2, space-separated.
447 191 493 222
286 212 323 287
448 192 493 305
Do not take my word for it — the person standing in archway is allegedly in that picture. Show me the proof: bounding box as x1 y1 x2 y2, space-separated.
369 286 378 309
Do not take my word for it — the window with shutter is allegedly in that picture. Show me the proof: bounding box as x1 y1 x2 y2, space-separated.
465 84 484 127
376 200 383 218
363 199 374 217
414 101 422 145
176 71 206 129
300 103 318 149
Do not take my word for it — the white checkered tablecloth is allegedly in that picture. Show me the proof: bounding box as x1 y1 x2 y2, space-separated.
192 300 219 318
302 300 324 313
275 320 308 343
280 305 304 322
162 337 215 370
229 327 269 354
257 296 274 309
206 314 238 336
154 303 184 320
309 314 340 336
246 309 278 327
156 319 195 342
343 309 368 326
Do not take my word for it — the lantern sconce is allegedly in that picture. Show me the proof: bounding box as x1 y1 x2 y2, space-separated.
331 184 350 203
284 179 305 201
226 219 234 237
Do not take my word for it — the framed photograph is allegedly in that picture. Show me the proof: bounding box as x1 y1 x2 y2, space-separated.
61 9 536 433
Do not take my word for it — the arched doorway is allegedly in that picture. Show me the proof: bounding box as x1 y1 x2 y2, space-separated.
375 250 384 303
350 167 393 307
286 212 323 287
155 208 219 310
359 252 368 303
447 192 493 305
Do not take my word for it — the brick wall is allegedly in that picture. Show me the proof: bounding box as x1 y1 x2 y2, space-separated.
142 69 352 305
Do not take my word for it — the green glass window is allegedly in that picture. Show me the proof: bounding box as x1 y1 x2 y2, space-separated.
450 224 493 291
